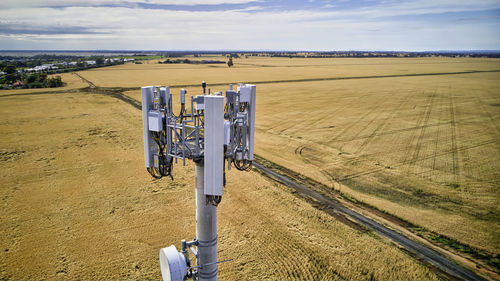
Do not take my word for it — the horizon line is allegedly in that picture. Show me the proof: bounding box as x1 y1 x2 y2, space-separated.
1 49 500 53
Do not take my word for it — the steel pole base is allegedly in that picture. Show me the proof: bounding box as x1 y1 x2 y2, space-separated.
195 162 218 281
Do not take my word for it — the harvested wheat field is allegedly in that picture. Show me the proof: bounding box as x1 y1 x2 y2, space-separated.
1 56 499 280
255 72 500 254
114 56 500 255
0 85 438 280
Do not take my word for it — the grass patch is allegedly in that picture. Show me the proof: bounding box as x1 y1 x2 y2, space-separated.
340 192 359 203
409 226 500 272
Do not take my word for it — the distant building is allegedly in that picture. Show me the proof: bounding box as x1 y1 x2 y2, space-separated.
23 64 58 72
85 60 96 65
104 58 117 63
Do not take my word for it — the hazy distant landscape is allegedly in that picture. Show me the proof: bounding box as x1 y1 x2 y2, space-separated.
4 50 498 90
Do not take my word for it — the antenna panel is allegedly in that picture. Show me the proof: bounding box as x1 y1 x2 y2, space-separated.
141 86 156 168
224 121 231 145
247 84 256 160
203 96 224 196
160 86 169 106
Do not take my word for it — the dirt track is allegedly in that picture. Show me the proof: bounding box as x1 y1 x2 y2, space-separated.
252 162 486 281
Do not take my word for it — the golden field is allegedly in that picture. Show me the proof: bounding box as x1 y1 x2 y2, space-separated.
115 56 499 254
0 88 437 280
78 56 499 88
1 56 499 279
254 73 500 254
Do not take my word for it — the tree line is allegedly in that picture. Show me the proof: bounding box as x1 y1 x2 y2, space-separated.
1 64 63 89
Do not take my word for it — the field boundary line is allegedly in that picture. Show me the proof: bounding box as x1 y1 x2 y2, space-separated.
73 72 95 88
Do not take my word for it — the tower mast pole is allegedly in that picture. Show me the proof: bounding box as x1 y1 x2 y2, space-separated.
195 162 218 281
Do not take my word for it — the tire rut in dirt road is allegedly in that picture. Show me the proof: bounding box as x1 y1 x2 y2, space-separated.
73 73 96 88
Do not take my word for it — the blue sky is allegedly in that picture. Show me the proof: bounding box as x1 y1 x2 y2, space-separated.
0 0 499 51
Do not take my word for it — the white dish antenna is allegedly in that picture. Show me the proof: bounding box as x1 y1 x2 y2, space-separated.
159 245 187 281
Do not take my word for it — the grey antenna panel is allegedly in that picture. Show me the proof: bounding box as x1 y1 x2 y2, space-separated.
141 86 155 168
203 95 224 196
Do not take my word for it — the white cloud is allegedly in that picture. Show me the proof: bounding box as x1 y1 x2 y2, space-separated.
372 0 500 16
0 0 263 9
0 0 499 50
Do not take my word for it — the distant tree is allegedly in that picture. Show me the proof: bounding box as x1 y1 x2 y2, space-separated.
227 57 233 68
26 59 41 68
76 61 85 68
4 73 18 83
96 57 104 65
26 73 38 84
38 72 48 82
3 63 17 74
47 76 63 88
29 81 43 88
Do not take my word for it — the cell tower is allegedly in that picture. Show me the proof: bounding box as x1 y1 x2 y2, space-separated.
141 81 256 281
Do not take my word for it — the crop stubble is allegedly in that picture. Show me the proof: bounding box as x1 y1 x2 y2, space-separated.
1 56 498 279
0 71 439 279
